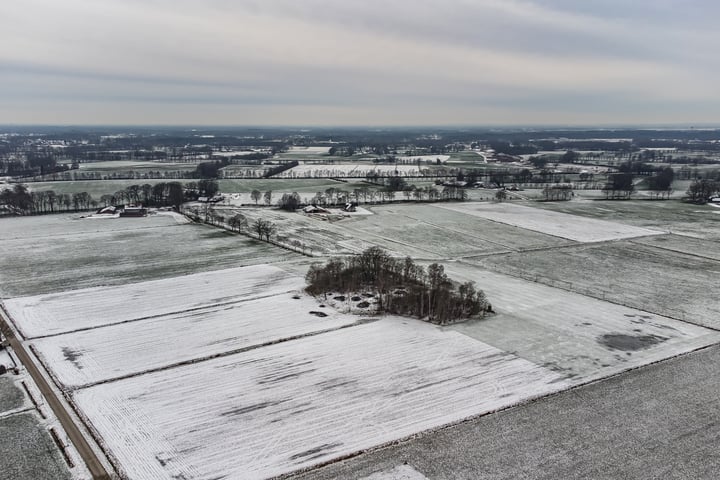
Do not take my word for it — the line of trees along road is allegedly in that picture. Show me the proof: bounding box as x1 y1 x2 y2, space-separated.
306 247 491 325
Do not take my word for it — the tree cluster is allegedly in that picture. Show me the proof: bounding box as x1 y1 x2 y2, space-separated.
686 179 720 204
305 247 491 324
602 173 635 199
541 184 573 201
263 161 299 178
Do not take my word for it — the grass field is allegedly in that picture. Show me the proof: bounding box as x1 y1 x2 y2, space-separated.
532 198 720 239
341 204 574 254
215 203 574 259
76 161 197 173
27 179 192 198
0 214 297 298
0 413 72 480
633 233 720 261
276 163 423 178
471 241 720 329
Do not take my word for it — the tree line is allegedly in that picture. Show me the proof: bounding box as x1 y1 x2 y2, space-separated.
305 247 491 324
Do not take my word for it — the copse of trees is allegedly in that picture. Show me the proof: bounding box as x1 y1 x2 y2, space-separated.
305 247 491 325
602 173 635 199
685 178 719 204
263 160 299 178
0 184 98 215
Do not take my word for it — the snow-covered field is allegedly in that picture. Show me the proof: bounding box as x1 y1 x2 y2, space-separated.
276 164 422 178
0 214 296 298
73 317 567 480
31 292 361 389
6 265 300 339
395 155 450 163
444 264 720 380
473 242 720 329
437 203 663 242
284 146 332 155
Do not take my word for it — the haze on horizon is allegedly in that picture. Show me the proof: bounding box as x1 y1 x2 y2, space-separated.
1 0 718 127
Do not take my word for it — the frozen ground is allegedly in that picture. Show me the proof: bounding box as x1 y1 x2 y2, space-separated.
0 413 72 480
276 164 423 178
532 198 720 240
338 204 573 256
6 264 300 338
443 263 720 381
436 202 663 242
633 233 720 261
73 317 567 480
216 203 572 259
396 155 450 163
292 344 720 480
0 215 297 298
471 241 720 329
0 376 25 415
31 292 362 389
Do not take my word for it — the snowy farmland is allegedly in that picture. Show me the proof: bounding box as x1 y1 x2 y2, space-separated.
275 163 423 178
6 265 301 338
473 241 720 329
437 202 664 242
0 214 297 297
443 263 720 381
73 317 568 480
30 291 362 389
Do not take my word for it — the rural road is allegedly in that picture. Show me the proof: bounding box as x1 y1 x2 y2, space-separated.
0 308 112 480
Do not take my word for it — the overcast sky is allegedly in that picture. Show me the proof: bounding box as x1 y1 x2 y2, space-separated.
1 0 718 126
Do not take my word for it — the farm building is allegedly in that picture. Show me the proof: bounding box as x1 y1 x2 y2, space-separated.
119 206 147 217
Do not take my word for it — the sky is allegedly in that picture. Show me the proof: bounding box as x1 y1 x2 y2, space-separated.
1 0 719 126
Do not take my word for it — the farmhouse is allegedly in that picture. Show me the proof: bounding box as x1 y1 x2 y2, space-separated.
119 206 147 217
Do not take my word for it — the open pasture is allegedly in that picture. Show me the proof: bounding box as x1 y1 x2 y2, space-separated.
342 204 574 253
444 263 720 381
472 242 720 329
633 233 720 261
73 317 567 480
6 264 299 339
77 161 196 172
0 215 296 298
437 202 663 242
31 290 361 389
27 179 193 198
534 198 720 239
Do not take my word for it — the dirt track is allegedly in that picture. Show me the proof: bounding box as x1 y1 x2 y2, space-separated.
0 309 112 480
